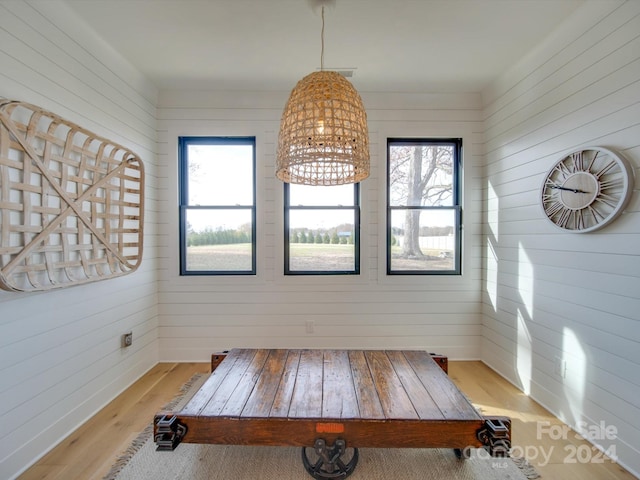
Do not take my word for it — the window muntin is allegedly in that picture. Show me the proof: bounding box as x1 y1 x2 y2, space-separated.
179 137 256 275
387 139 461 275
285 183 360 275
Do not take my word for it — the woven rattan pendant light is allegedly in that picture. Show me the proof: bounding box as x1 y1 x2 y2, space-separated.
276 4 370 185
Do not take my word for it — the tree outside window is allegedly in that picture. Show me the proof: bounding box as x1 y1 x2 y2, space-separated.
387 139 461 274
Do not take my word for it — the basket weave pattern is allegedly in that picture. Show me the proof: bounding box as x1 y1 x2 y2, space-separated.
276 71 370 185
0 99 144 291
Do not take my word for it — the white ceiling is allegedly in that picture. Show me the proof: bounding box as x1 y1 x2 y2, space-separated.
63 0 585 93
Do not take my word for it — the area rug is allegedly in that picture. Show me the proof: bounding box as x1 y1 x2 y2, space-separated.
104 374 540 480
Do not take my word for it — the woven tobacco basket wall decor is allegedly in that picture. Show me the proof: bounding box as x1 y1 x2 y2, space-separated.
0 99 144 292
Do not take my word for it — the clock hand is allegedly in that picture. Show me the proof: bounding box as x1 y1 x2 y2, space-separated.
548 184 589 194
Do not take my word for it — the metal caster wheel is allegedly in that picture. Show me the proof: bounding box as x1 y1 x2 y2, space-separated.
454 447 471 460
301 438 359 479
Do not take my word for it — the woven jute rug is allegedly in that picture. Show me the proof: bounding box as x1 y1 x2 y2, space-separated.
104 374 540 480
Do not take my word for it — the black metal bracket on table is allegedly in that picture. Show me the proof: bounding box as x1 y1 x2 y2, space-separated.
154 415 188 451
477 416 511 457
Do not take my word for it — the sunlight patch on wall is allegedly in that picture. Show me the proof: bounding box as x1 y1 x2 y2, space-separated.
487 181 499 240
518 242 534 319
485 180 500 312
563 327 587 422
486 238 498 311
516 309 533 394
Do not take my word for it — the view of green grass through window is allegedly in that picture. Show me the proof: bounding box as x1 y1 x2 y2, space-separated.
388 139 461 274
178 136 459 276
179 137 256 275
285 183 359 274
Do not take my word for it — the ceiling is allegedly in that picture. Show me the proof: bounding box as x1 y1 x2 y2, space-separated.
63 0 585 94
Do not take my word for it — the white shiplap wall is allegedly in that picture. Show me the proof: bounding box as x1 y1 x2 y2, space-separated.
156 90 485 361
5 0 638 478
480 0 639 476
0 2 159 478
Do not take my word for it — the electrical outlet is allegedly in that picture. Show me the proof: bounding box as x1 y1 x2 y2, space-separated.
305 321 315 334
122 332 133 348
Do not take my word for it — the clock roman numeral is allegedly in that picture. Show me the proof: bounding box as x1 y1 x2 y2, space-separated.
594 159 618 178
554 161 573 178
545 201 564 217
544 178 558 188
572 151 584 171
575 208 594 230
586 149 599 172
587 204 606 222
557 208 572 228
594 195 617 209
575 209 587 230
543 180 561 197
599 178 623 190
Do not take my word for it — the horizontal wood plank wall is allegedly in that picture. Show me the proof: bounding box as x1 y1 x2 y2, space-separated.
156 90 484 361
0 1 159 478
479 1 639 477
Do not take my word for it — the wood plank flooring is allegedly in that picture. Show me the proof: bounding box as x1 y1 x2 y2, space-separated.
449 362 636 480
17 360 636 480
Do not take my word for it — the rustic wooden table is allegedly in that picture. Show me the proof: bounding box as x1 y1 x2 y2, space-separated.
155 348 510 479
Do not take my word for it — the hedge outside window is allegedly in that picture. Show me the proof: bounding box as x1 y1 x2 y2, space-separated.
179 137 256 275
285 183 360 275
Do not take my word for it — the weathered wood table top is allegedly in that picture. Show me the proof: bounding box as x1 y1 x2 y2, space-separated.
182 348 482 423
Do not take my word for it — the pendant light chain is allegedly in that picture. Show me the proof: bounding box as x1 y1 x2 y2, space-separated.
320 6 325 71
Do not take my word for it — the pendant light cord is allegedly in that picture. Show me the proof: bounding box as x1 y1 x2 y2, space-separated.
320 6 325 71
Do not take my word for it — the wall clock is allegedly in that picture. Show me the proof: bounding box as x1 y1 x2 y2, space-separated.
541 146 634 232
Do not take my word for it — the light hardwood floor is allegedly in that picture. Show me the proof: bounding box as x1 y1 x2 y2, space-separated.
17 361 636 480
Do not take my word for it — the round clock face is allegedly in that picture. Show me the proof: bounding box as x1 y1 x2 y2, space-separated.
541 147 634 232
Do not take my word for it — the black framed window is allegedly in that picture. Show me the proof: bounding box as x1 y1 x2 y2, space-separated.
284 183 360 275
179 136 256 275
387 138 462 275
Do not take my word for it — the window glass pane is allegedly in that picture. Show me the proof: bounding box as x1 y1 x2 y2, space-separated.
179 137 256 276
187 144 254 205
288 209 355 272
185 209 253 272
389 144 454 207
389 209 456 271
289 184 354 206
